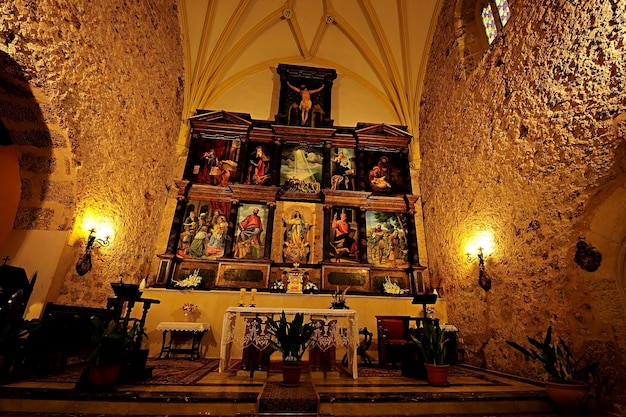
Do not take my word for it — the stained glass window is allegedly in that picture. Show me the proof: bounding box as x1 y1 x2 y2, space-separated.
481 4 498 45
495 0 510 27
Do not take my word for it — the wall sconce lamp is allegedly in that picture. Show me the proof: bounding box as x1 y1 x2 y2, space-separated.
85 228 110 251
467 247 492 292
76 228 111 276
465 231 494 292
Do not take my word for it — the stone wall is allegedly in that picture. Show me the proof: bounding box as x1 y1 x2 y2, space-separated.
0 0 184 306
419 0 626 411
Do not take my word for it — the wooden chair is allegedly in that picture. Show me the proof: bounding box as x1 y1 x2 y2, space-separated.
375 316 411 369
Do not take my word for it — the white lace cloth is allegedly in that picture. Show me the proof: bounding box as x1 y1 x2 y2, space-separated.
218 306 359 378
156 322 211 332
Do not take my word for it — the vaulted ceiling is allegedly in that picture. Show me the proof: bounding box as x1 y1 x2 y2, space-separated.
179 0 441 135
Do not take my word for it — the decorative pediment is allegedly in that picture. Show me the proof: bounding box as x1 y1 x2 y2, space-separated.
189 110 253 137
355 123 412 150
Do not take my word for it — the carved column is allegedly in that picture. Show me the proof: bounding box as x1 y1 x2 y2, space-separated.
224 201 240 258
322 204 333 262
264 202 276 259
358 207 368 264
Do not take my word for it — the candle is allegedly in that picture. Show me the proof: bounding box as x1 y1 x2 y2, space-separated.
239 288 246 305
250 289 257 305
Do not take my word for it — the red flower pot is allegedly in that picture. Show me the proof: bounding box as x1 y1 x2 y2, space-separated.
424 363 449 386
281 362 303 386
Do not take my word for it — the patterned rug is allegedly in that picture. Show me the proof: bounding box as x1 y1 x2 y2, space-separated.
356 366 403 377
34 359 220 385
258 381 319 414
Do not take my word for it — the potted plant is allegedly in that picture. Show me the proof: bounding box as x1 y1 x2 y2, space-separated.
265 311 314 385
411 320 449 386
88 317 138 386
506 325 599 416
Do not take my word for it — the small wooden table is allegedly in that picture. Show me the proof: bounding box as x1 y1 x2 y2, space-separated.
156 322 210 360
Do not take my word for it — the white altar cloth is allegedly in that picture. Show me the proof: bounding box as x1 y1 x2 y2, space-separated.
218 306 359 379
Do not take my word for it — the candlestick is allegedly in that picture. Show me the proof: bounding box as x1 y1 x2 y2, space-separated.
239 288 246 306
250 289 257 307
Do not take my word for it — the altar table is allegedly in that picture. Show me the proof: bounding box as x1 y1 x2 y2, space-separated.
219 307 359 379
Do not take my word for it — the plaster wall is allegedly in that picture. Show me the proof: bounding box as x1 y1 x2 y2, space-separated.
419 0 626 410
0 0 184 308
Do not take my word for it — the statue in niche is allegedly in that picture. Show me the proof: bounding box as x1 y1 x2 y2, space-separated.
287 81 325 125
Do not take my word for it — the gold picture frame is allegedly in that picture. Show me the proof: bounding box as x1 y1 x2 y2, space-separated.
370 269 410 294
216 261 271 289
172 261 219 290
321 265 370 293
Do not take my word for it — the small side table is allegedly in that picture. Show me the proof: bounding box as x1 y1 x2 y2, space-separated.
156 322 210 361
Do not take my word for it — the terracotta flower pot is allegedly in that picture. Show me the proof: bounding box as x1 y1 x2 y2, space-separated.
424 363 449 386
88 364 121 386
544 381 590 417
281 362 303 386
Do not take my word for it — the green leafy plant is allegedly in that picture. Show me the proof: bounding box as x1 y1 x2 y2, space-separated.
265 311 314 363
411 320 449 365
89 317 138 367
506 325 599 383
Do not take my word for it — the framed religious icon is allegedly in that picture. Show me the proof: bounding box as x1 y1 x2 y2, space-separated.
327 206 360 263
362 151 408 196
329 147 356 191
233 203 269 260
365 211 410 268
280 144 323 194
185 134 241 187
216 262 270 289
176 200 231 260
241 141 274 186
274 201 322 264
171 261 218 290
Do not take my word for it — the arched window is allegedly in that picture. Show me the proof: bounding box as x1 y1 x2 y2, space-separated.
481 0 511 44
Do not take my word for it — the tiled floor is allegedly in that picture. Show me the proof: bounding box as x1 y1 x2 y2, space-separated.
0 364 565 416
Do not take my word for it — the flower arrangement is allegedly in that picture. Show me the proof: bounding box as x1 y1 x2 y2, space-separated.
424 305 436 318
174 268 202 288
303 281 319 293
330 286 350 309
270 280 286 292
181 303 199 314
383 276 407 295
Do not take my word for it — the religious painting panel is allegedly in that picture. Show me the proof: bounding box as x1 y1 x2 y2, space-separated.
233 203 269 260
216 262 270 289
280 144 323 194
327 206 360 263
176 200 231 260
362 151 408 195
370 269 410 295
186 135 240 186
272 201 322 265
329 147 356 191
241 142 274 186
171 261 218 290
365 211 410 268
322 265 370 293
